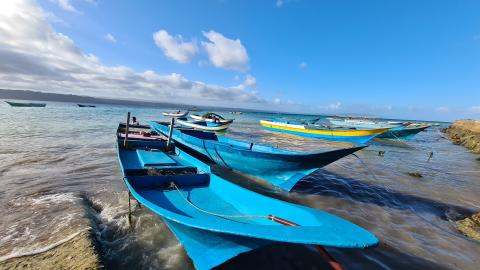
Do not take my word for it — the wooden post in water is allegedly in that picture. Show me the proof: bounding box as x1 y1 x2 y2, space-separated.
166 117 174 151
124 112 130 148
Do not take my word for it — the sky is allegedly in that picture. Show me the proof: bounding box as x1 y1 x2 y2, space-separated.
0 0 479 121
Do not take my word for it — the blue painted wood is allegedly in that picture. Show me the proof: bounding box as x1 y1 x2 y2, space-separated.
116 130 379 270
149 121 366 191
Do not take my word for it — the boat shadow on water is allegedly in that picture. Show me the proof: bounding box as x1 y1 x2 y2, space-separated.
293 170 475 221
219 242 452 270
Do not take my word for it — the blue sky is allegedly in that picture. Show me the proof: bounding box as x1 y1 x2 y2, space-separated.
1 0 479 121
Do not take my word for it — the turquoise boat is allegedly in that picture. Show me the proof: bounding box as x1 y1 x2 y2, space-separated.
260 120 389 144
150 121 366 191
377 125 431 139
116 123 378 270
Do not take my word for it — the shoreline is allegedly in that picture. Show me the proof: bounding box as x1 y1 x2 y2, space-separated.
442 120 480 154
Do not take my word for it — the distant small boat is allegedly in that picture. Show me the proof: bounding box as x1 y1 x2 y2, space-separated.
77 104 96 107
229 111 243 115
260 119 389 144
162 111 189 117
190 112 234 124
188 106 199 111
4 101 46 107
117 123 378 270
176 118 231 131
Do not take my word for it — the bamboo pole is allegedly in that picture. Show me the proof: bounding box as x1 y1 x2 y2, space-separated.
166 117 174 151
124 112 130 148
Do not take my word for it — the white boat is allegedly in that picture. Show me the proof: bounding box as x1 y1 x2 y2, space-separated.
190 112 234 124
162 111 189 117
176 118 231 131
327 117 401 129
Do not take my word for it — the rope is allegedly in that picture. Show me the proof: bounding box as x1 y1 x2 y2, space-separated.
170 182 269 219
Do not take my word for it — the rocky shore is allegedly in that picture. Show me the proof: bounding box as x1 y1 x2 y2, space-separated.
442 120 480 154
455 213 480 241
0 230 102 270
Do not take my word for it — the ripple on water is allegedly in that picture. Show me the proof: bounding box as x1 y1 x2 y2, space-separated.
0 107 479 269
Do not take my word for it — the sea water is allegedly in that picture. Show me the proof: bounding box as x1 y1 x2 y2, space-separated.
0 102 479 269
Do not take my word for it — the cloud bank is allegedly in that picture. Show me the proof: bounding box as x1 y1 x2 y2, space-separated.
0 0 264 106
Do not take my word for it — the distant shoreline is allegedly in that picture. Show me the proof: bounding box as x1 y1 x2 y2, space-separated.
0 88 451 123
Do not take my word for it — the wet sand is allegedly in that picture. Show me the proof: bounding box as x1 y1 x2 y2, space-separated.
0 230 101 270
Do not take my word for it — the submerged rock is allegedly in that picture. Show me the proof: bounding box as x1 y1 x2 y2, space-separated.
443 120 480 154
0 230 102 270
407 172 423 178
455 212 480 241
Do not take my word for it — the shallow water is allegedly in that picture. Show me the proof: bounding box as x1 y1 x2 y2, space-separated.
0 102 479 269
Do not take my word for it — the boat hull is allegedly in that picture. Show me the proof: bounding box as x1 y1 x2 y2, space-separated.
377 125 430 139
176 119 230 131
328 119 400 129
190 114 234 124
150 121 366 191
163 111 189 118
260 120 388 144
117 130 378 269
5 101 46 107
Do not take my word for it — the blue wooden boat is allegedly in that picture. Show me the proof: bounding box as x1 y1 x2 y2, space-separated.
260 120 389 144
116 123 378 270
377 124 431 139
176 118 231 131
150 121 366 191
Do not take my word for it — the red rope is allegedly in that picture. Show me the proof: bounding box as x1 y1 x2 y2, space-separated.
267 215 345 270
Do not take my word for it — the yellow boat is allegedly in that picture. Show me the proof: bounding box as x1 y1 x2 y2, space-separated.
260 120 389 144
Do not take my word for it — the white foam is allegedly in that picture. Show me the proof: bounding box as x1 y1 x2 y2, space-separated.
0 227 91 263
10 192 79 207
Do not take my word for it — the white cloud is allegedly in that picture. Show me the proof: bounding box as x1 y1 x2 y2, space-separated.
104 33 116 43
435 106 449 113
0 0 265 106
50 0 96 13
202 30 249 72
319 102 342 110
243 74 256 87
470 106 480 113
299 61 307 69
153 30 197 63
50 0 79 13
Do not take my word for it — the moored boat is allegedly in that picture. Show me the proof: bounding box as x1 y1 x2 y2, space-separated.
4 101 46 107
190 112 234 124
117 123 378 270
162 111 189 118
150 121 367 191
377 124 431 139
77 104 96 107
327 117 402 129
176 118 231 131
260 119 389 144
